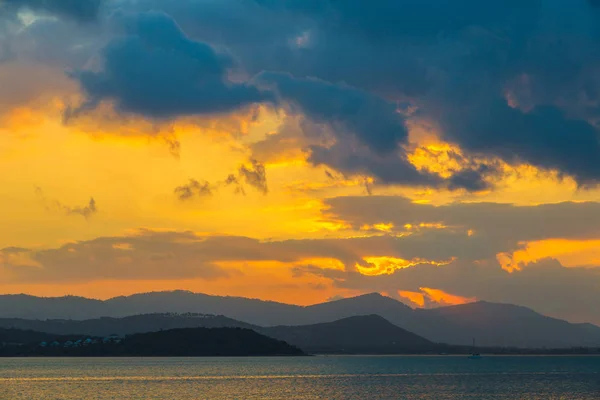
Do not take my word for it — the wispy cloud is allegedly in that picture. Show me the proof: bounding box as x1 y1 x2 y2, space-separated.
239 159 268 195
174 179 213 201
175 159 268 201
35 187 97 220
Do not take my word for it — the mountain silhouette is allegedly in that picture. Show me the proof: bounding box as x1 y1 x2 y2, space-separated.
261 315 433 353
0 313 252 337
0 291 599 348
413 301 600 348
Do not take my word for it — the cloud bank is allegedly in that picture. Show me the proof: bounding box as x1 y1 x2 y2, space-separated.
4 0 600 326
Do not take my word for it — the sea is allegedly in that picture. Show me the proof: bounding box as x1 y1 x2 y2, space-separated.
0 356 598 399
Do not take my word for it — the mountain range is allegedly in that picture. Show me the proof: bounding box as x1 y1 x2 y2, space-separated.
1 291 599 348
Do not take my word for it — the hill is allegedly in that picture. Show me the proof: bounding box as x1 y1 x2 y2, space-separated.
302 293 414 325
0 328 79 345
413 301 600 348
0 327 304 357
0 313 252 337
261 315 433 353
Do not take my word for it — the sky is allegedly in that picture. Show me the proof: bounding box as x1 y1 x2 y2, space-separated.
2 0 600 325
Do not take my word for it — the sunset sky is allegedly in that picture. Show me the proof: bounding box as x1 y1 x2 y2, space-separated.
2 0 600 325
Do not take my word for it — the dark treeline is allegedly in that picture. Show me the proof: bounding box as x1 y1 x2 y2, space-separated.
0 327 304 357
0 328 87 346
2 317 599 357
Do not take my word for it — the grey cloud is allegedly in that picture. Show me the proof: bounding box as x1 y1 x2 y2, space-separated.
66 197 97 219
177 160 268 199
447 167 492 192
174 179 213 201
308 141 441 187
0 231 232 283
239 159 268 194
249 116 318 163
271 0 540 40
163 136 181 159
14 16 107 67
438 100 600 186
70 11 273 120
4 228 600 324
256 72 409 155
0 16 107 117
144 0 600 186
1 0 104 22
223 174 246 195
325 196 600 246
35 187 97 220
6 0 600 187
0 230 432 284
256 72 493 190
0 246 29 254
0 229 463 284
319 195 600 282
224 174 240 186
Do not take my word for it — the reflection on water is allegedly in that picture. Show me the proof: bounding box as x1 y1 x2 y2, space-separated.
0 356 598 399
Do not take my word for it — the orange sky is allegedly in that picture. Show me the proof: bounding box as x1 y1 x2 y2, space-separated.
1 100 598 310
3 3 600 326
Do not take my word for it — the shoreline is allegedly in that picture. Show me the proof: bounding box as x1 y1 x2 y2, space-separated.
2 353 600 358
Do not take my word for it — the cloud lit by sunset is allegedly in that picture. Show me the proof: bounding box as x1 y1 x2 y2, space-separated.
3 0 600 328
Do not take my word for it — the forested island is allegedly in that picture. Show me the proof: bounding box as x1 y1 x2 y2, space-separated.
0 327 304 357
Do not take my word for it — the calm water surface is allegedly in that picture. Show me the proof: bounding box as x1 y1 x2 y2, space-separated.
0 356 598 399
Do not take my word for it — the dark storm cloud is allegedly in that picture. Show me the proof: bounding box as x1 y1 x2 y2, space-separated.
1 0 104 22
70 11 273 120
447 165 496 192
257 72 494 190
438 100 600 186
308 143 442 187
140 0 600 186
256 72 409 155
270 0 540 39
236 0 540 103
6 0 600 186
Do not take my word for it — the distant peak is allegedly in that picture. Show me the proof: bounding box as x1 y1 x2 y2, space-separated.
345 314 389 322
135 290 196 296
355 292 386 299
